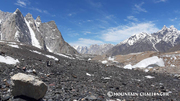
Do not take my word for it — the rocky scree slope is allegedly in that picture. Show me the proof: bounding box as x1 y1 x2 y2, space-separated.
0 41 179 101
107 25 180 56
0 9 78 55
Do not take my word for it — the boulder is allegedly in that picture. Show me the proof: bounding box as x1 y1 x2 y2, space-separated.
11 73 47 100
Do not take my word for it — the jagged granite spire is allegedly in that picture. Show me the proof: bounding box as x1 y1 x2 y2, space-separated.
36 16 41 23
14 8 21 15
1 9 31 44
15 8 20 13
25 13 33 21
0 8 78 54
35 16 41 27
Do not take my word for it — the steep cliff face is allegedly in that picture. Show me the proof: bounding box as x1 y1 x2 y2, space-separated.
1 9 31 45
0 10 12 39
24 13 45 50
0 9 78 54
0 10 12 23
39 21 77 54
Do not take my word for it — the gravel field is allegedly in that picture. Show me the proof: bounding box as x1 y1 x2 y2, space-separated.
0 42 180 101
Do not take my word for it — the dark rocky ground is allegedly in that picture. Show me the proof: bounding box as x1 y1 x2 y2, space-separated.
0 41 180 101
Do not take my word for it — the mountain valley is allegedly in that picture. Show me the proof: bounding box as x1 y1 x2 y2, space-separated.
0 40 180 101
0 9 180 101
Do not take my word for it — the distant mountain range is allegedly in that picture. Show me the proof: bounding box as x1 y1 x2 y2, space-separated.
106 25 180 56
73 25 180 56
73 44 114 55
1 9 180 56
0 9 78 54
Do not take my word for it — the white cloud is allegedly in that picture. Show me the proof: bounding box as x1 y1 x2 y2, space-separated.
15 0 50 15
88 0 102 8
52 15 56 17
15 0 30 7
83 31 91 35
29 7 49 14
170 17 178 21
68 14 72 16
133 2 147 13
43 10 49 14
68 33 79 37
106 15 115 19
30 7 42 12
126 16 138 22
101 22 159 43
174 10 180 14
70 38 104 46
87 20 93 22
96 19 109 24
154 0 167 3
68 12 76 17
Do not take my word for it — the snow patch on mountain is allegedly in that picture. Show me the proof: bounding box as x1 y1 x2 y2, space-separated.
145 75 155 79
46 46 53 53
29 50 58 60
133 56 164 68
35 21 41 28
124 56 164 69
55 53 75 59
45 55 58 61
8 44 19 48
25 18 41 49
30 50 42 55
14 31 20 42
108 57 114 61
102 60 108 64
0 55 19 65
86 73 94 76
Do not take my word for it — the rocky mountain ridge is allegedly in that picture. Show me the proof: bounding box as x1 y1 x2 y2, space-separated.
0 9 78 54
107 25 180 56
73 44 114 55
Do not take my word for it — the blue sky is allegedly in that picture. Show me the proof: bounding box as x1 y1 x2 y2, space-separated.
1 0 180 46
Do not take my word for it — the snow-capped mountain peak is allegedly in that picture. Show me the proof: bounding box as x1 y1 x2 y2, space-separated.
162 25 168 31
134 32 148 40
107 25 180 56
73 45 88 54
121 32 148 46
169 25 178 32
